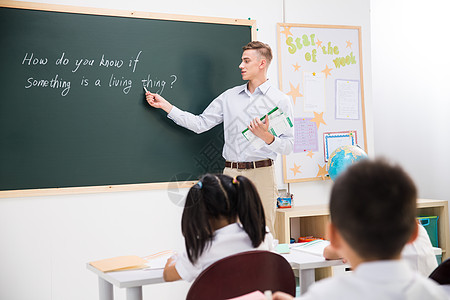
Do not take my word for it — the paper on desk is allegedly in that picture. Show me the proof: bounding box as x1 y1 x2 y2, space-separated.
90 255 147 272
143 250 176 269
291 240 330 257
242 107 293 149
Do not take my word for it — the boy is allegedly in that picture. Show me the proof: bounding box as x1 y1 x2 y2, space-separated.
146 41 294 235
273 159 447 300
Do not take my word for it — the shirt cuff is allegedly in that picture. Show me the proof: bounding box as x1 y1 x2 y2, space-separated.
174 258 194 282
167 105 182 121
265 135 281 151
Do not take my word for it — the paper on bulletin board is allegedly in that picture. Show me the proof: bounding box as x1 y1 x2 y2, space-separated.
336 79 359 120
277 24 367 183
304 71 326 112
323 131 357 161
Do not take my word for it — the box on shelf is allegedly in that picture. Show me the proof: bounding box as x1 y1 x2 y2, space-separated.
277 193 294 208
417 216 439 247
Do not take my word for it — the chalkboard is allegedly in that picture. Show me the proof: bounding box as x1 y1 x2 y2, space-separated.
0 3 255 195
277 24 367 183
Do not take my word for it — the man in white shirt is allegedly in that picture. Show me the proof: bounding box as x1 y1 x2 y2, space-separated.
273 159 447 300
146 41 294 235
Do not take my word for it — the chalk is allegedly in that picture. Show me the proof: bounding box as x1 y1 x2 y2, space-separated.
143 86 149 93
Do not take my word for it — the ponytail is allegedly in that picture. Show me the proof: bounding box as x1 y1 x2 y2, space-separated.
181 182 213 264
234 176 266 248
181 174 267 264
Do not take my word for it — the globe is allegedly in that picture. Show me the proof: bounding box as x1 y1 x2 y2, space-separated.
327 145 368 181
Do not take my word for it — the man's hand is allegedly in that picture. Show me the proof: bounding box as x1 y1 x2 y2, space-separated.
146 91 173 113
248 115 275 145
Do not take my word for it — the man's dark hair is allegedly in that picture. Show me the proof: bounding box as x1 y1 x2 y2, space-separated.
330 158 417 260
242 41 273 66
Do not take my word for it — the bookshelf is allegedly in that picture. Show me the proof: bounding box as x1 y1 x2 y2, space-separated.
275 199 449 261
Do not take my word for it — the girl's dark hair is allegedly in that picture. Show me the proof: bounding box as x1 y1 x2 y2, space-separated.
181 174 266 264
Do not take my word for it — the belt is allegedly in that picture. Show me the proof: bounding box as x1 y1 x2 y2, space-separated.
225 159 273 170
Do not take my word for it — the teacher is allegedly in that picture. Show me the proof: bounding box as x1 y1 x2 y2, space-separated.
146 41 294 235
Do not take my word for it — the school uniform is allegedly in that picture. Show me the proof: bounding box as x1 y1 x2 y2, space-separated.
174 223 274 282
298 260 448 300
402 224 438 276
168 80 294 235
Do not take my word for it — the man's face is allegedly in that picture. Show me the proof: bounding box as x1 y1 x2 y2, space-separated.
239 49 263 81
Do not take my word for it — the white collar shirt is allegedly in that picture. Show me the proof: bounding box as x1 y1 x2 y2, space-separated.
174 223 274 282
299 260 448 300
167 80 294 162
402 224 438 277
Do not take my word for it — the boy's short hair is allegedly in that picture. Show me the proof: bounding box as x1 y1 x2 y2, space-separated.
242 41 273 66
330 158 417 260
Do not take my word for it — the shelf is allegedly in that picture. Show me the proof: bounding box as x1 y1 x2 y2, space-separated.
275 199 449 261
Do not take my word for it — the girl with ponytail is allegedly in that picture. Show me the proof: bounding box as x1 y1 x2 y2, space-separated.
163 173 274 282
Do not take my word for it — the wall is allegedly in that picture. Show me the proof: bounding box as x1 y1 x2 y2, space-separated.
370 1 450 216
0 0 372 299
371 0 450 200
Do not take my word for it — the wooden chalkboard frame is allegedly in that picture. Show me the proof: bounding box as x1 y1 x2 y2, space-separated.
0 1 256 198
277 23 367 183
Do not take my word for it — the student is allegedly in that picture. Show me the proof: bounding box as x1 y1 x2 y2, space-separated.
323 222 438 277
146 41 294 235
273 159 447 300
163 174 274 282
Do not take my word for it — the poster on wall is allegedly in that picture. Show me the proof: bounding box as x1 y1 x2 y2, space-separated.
277 24 367 183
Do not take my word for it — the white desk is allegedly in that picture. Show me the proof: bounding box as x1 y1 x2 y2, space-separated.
87 251 346 300
87 263 165 300
281 250 348 295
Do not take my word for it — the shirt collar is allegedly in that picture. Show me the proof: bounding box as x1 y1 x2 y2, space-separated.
239 79 271 96
354 260 414 282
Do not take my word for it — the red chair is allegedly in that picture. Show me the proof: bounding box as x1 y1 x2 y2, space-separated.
186 250 296 300
429 258 450 285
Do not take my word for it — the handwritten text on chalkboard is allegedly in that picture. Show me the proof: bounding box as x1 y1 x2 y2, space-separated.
21 50 177 97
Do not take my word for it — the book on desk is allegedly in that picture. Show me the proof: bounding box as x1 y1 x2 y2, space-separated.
291 240 330 257
89 250 176 272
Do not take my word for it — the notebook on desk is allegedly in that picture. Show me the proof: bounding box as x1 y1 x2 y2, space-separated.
90 250 176 272
291 240 330 256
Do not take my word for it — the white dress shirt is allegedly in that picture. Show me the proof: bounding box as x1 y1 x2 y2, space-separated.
298 260 448 300
167 80 294 162
174 223 274 282
402 224 438 276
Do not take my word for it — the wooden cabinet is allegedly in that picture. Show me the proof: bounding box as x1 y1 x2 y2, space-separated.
275 198 449 261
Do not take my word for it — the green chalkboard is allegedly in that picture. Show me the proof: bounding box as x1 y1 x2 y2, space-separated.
0 5 253 192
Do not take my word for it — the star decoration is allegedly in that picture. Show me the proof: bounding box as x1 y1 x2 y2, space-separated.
310 111 326 129
306 150 314 158
286 82 303 105
280 26 293 39
290 163 301 176
316 163 328 180
292 62 301 71
346 40 352 48
316 39 323 48
321 65 333 79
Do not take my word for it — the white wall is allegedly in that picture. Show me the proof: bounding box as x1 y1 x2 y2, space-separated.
0 1 372 299
370 1 450 208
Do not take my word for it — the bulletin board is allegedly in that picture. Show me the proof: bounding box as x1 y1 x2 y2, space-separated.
277 24 367 183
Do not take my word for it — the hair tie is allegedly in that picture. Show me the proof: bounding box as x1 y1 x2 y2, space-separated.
197 181 203 189
232 176 238 185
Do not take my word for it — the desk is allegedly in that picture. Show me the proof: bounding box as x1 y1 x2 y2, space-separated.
87 252 346 299
281 250 348 294
87 263 164 300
